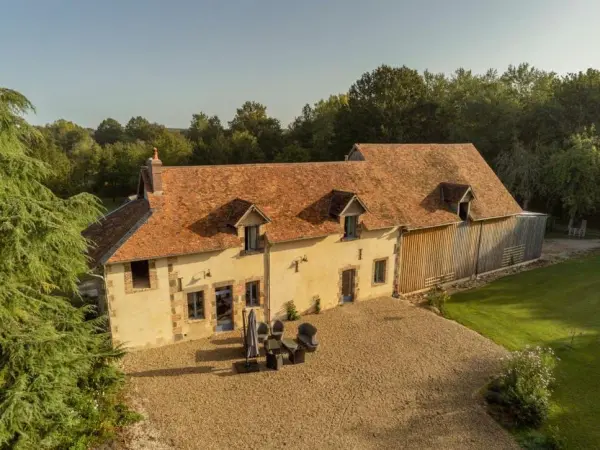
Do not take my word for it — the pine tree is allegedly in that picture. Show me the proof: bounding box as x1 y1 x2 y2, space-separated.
0 88 133 449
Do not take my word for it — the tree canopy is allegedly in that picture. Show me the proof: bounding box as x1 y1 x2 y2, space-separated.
0 89 136 448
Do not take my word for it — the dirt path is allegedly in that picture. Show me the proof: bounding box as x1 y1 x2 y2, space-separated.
541 238 600 261
121 298 517 450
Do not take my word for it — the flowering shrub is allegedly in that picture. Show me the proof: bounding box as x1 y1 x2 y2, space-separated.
426 285 450 314
486 346 557 428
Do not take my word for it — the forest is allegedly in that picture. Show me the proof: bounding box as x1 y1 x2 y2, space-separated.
31 63 600 225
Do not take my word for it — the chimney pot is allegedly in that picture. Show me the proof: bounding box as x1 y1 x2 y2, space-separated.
148 148 163 194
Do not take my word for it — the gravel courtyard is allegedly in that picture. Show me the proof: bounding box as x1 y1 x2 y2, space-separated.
123 297 517 450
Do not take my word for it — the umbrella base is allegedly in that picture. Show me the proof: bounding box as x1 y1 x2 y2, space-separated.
234 359 260 374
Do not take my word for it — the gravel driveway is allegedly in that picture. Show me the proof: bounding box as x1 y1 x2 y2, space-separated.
123 297 517 450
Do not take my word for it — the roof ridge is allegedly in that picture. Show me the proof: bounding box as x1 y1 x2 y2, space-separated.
357 142 474 147
161 160 363 170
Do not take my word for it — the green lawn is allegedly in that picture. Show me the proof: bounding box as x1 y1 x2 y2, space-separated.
445 254 600 449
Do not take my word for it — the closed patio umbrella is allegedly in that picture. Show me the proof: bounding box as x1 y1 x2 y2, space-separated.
246 309 259 361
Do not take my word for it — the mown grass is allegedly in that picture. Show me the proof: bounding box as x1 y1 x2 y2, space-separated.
445 254 600 449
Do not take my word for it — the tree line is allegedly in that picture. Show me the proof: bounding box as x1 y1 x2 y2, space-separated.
32 63 600 224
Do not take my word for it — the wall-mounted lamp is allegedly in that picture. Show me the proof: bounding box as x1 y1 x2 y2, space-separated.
358 249 363 260
205 269 211 278
293 255 308 273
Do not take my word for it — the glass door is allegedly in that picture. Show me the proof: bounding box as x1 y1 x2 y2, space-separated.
215 286 234 331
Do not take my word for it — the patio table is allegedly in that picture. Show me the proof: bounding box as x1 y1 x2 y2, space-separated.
281 338 305 364
264 338 282 355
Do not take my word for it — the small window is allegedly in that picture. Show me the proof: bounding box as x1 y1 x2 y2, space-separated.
187 291 205 320
373 259 387 284
245 225 259 251
459 202 469 221
245 281 260 307
131 260 150 289
344 216 358 239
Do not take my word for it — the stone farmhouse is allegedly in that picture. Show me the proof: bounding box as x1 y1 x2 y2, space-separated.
83 144 546 349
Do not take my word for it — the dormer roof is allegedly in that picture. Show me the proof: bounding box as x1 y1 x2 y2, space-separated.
224 198 271 227
440 183 474 204
329 190 368 217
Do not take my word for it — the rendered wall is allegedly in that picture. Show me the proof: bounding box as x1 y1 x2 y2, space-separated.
269 228 398 319
105 247 265 349
105 259 172 348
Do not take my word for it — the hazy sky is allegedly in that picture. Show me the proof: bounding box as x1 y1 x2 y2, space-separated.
1 0 598 128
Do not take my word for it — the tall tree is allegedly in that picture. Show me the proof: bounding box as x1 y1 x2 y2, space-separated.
0 88 133 448
230 130 264 163
94 118 125 146
549 127 600 225
188 113 232 165
124 116 162 143
288 94 347 161
152 129 192 166
42 120 102 195
229 101 283 161
496 140 548 210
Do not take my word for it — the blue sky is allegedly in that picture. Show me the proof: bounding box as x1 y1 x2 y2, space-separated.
1 0 598 128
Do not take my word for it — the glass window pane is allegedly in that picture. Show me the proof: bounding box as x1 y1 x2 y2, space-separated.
345 216 357 238
245 226 259 250
187 291 204 319
374 260 386 283
245 281 259 306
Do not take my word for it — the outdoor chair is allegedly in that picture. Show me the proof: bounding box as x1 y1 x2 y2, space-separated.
271 320 284 341
256 322 269 343
296 323 319 352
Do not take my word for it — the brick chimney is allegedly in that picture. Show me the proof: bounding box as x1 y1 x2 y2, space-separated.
148 147 163 194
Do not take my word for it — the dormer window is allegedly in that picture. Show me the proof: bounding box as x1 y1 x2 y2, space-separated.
440 183 474 222
458 201 469 221
329 190 368 240
223 198 271 254
245 225 259 251
344 216 358 239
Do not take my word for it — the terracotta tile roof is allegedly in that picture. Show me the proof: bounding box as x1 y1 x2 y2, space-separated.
354 143 522 228
92 143 521 263
440 182 471 203
83 199 151 267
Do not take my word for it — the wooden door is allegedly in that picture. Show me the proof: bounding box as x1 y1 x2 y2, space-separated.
341 269 355 303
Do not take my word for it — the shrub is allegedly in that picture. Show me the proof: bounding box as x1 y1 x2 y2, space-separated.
487 346 557 428
314 296 321 314
516 427 565 450
426 285 450 314
286 300 300 321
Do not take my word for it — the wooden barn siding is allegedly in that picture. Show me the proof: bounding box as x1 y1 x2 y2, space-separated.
399 215 547 294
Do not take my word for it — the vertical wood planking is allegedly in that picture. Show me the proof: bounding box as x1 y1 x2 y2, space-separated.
399 215 547 294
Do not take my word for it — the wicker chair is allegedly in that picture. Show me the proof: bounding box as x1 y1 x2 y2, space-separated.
297 323 319 352
271 320 284 341
256 322 269 343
